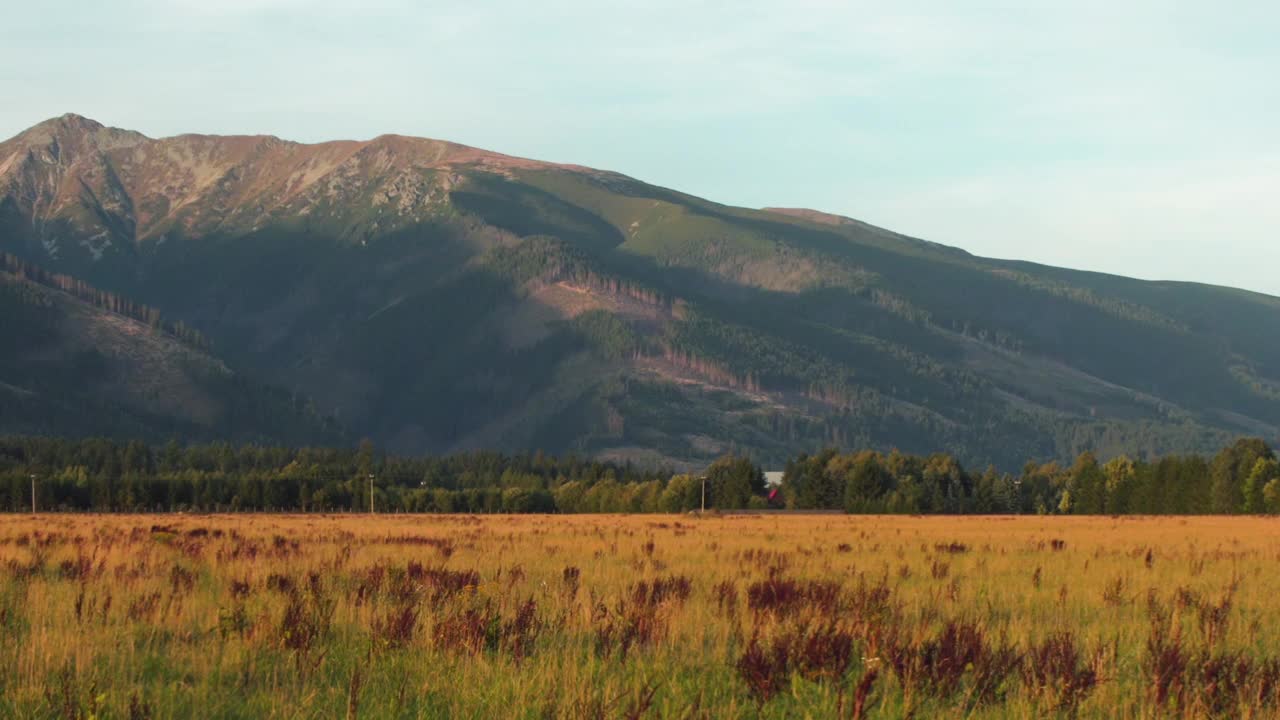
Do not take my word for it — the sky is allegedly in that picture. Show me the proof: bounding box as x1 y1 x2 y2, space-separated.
3 0 1278 295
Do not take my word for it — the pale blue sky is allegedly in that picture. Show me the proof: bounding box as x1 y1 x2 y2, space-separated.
4 0 1278 294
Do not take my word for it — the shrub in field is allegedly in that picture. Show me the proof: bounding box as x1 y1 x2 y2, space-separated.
843 575 900 644
630 575 692 607
739 548 792 575
746 576 842 617
421 567 482 603
126 592 161 622
1187 651 1258 717
505 598 541 661
271 535 300 557
434 605 500 655
355 563 480 605
383 566 421 604
6 554 45 580
562 566 581 599
433 598 541 660
1146 582 1280 717
735 621 858 704
793 623 856 681
1144 597 1187 709
266 573 296 595
354 565 386 605
381 535 455 559
229 578 251 599
1022 632 1100 713
714 580 738 615
56 555 99 581
735 633 793 705
278 575 335 672
371 603 418 650
168 564 197 595
594 596 664 661
1101 576 1128 607
280 592 326 653
883 620 1019 706
1197 586 1236 647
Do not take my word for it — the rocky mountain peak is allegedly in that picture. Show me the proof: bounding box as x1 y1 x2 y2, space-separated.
3 113 149 159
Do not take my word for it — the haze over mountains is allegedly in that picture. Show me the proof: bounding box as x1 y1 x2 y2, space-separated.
3 113 1278 469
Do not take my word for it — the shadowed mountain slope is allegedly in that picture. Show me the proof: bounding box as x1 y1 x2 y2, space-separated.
2 114 1276 468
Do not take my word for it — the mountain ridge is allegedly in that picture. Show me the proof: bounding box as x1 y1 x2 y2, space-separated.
2 114 1276 469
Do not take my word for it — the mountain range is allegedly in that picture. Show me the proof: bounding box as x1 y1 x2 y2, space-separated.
3 113 1278 469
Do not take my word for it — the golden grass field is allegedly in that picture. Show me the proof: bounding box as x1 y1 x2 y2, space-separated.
2 513 1279 718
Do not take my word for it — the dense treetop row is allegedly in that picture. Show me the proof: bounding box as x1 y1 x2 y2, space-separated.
1 252 208 349
1 435 1276 515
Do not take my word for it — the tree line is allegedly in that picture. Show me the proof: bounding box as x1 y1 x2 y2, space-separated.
1 435 1277 515
1 252 208 349
782 437 1278 515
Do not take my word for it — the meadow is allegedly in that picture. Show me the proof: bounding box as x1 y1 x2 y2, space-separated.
1 513 1278 719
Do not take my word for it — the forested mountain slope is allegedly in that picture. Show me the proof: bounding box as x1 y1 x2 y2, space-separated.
2 114 1277 469
0 257 342 445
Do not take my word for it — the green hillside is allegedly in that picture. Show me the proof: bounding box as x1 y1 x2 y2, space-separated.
1 114 1276 468
0 266 343 446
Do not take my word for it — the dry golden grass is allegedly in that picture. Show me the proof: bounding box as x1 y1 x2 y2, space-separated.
3 513 1280 718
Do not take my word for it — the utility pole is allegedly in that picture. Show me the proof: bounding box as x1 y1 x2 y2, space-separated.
699 475 707 514
369 473 375 515
30 474 37 515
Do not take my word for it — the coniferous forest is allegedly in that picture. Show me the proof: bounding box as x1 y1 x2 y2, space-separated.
2 435 1276 515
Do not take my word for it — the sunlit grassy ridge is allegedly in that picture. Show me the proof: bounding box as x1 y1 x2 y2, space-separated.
3 514 1280 718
